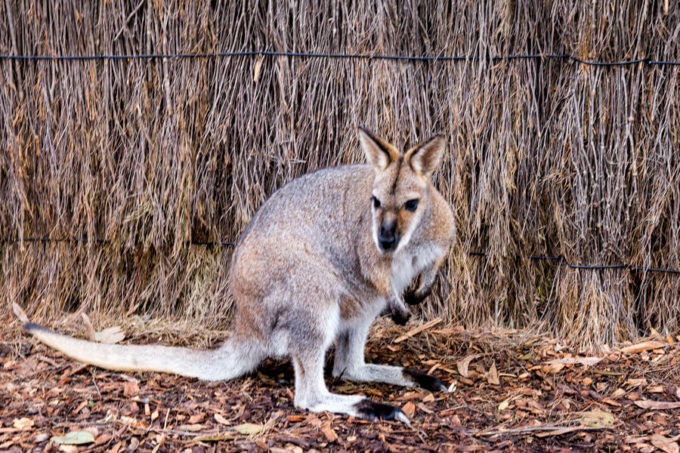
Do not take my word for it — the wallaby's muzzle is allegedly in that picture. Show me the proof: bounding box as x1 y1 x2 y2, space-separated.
378 220 399 252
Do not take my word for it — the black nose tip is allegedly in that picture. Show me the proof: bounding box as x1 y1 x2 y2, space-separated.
378 231 398 251
379 238 397 251
378 222 398 251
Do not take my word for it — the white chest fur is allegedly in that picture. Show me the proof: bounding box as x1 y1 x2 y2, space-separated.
390 244 441 295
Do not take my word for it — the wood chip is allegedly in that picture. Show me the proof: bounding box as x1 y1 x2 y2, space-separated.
320 421 338 443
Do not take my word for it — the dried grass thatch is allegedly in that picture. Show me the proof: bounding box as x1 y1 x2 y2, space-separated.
2 1 679 348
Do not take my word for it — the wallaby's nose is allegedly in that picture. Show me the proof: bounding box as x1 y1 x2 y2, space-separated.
378 220 398 251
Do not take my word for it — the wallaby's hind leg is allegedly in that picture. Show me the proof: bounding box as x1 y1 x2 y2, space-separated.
291 347 408 422
283 305 407 422
333 318 447 392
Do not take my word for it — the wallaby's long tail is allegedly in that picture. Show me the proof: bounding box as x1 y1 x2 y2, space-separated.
23 322 262 381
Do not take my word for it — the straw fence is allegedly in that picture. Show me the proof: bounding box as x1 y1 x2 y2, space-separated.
2 1 679 348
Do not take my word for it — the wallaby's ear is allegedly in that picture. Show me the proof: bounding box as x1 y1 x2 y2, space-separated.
405 135 446 177
358 127 400 170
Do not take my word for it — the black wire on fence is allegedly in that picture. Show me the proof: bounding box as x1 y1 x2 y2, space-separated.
3 237 679 275
1 50 680 66
467 251 680 275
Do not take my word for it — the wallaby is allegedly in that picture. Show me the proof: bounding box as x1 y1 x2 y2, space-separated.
23 128 455 422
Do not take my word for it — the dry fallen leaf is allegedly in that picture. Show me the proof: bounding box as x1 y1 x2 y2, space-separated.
457 354 481 378
579 409 616 427
188 413 205 424
233 423 264 436
610 388 626 398
52 431 95 445
402 401 416 418
621 341 666 354
626 377 647 387
544 356 604 367
634 400 680 410
13 417 34 429
486 362 500 385
214 413 230 425
651 434 680 453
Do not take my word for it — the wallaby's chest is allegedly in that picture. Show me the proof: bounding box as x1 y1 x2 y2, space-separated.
390 244 441 295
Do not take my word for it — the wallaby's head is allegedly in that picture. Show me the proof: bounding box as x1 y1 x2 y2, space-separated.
358 127 446 255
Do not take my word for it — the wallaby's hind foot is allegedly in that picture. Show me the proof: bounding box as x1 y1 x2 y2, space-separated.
295 384 409 423
291 346 411 422
402 368 448 392
354 399 410 423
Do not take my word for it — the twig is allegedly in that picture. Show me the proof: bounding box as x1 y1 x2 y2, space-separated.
475 424 614 437
394 318 442 343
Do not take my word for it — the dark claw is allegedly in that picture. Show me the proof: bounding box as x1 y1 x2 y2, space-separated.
404 288 431 306
355 399 409 422
403 368 447 392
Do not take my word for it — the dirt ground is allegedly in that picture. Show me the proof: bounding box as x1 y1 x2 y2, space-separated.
1 319 679 452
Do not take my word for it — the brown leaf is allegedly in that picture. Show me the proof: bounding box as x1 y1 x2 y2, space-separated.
544 356 604 367
651 434 680 453
457 354 481 378
13 417 34 429
214 413 230 425
610 388 626 398
621 341 666 354
626 377 647 387
634 400 680 410
486 362 500 385
188 413 205 424
402 401 416 418
233 423 264 436
579 409 616 426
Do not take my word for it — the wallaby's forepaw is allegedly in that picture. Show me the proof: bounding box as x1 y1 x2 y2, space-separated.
355 399 410 423
403 288 432 306
389 308 411 325
403 368 447 392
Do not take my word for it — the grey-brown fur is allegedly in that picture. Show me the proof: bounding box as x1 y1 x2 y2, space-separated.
23 129 455 422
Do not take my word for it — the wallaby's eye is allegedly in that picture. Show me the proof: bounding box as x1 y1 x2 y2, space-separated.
404 199 419 212
371 196 381 209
